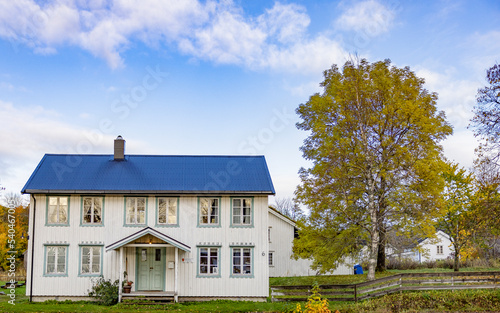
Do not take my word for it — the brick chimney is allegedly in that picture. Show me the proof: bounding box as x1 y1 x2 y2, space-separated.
114 135 125 160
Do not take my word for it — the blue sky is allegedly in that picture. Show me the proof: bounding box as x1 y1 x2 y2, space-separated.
0 0 499 204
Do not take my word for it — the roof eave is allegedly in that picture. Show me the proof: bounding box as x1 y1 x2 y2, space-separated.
23 189 275 195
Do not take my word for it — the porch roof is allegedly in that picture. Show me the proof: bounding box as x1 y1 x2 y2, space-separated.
105 227 190 252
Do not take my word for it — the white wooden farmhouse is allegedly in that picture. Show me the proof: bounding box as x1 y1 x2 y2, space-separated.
22 136 275 302
268 207 353 276
386 230 454 263
416 230 454 263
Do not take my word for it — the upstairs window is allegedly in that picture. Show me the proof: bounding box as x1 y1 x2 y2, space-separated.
157 197 178 226
232 198 252 226
125 197 146 225
47 196 69 226
82 197 103 225
199 198 219 226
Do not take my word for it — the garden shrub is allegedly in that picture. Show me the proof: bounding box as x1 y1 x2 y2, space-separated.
386 258 421 270
293 282 337 313
88 277 119 306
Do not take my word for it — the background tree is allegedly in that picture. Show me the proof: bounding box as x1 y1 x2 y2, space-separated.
294 58 452 280
471 159 500 260
0 193 29 271
437 163 477 271
470 63 500 165
273 197 303 220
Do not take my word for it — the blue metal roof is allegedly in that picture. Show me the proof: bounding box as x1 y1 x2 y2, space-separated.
22 154 275 195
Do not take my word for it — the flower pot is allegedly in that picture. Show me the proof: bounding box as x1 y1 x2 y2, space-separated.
123 285 132 293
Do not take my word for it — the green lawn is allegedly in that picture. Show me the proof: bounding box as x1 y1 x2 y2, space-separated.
2 268 500 313
270 266 500 286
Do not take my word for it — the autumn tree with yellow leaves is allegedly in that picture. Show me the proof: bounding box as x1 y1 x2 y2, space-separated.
0 194 29 272
438 163 479 271
294 58 452 280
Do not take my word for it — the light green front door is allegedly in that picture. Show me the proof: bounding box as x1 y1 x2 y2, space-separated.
136 247 165 291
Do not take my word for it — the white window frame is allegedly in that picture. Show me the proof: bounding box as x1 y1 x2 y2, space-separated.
231 198 253 227
156 197 178 226
79 245 102 276
44 245 68 276
125 197 147 226
198 197 220 227
231 247 253 277
437 245 443 255
47 196 69 226
198 247 220 277
81 197 103 226
269 251 274 267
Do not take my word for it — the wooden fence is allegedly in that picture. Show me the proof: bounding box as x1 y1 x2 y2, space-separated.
0 275 26 283
271 271 500 302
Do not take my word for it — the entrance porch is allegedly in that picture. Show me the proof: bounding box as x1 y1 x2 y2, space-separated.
105 227 191 302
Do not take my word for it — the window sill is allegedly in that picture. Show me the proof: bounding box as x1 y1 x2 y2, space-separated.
197 224 221 228
230 224 254 228
196 274 221 278
43 274 68 277
230 274 254 279
124 224 148 227
78 274 102 277
155 224 179 228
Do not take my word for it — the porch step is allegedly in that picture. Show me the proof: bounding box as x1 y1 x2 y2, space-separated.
121 292 176 304
122 297 175 304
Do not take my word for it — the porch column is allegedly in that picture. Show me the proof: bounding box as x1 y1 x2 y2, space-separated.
119 247 123 302
174 247 178 302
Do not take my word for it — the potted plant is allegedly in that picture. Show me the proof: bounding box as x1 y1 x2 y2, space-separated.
122 271 133 293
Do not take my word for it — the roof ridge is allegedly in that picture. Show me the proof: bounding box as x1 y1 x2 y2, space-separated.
42 154 266 157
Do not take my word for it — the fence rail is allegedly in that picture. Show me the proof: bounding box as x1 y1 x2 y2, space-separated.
0 275 26 282
270 271 500 302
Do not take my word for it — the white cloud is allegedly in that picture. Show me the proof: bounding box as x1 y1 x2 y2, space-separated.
463 30 500 80
0 100 161 194
180 2 347 74
414 67 480 168
0 0 347 73
415 67 479 129
441 130 478 169
258 2 310 45
0 100 112 193
336 0 396 36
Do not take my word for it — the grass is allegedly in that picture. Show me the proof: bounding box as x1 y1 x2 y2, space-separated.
0 282 296 313
2 268 500 312
270 266 500 286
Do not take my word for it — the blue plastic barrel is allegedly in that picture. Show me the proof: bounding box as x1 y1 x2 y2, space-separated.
354 264 363 274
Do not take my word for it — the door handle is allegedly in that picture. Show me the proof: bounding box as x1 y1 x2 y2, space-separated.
150 267 153 270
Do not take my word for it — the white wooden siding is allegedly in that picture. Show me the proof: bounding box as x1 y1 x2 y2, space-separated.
26 195 269 298
268 209 353 277
419 231 454 262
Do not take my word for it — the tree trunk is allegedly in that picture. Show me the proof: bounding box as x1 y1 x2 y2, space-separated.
376 223 386 272
368 201 379 280
454 245 460 272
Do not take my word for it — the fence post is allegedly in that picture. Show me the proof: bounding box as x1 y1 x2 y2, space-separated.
354 284 357 303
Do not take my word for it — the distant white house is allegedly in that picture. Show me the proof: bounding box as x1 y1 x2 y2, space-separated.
416 230 454 263
268 207 353 276
387 230 454 263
